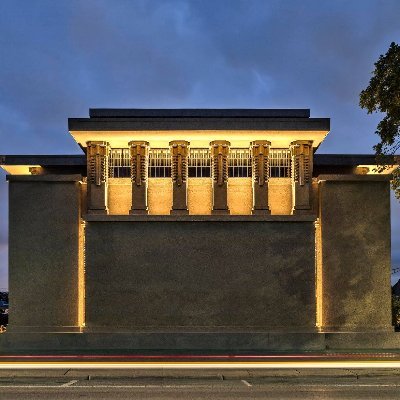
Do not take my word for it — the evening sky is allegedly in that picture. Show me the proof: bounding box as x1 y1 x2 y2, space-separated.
0 0 399 289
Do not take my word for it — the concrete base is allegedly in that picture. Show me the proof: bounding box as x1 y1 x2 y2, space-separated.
6 325 82 333
291 208 312 215
252 209 271 215
325 332 400 350
87 209 108 215
129 209 148 215
211 209 230 215
0 332 325 353
170 209 189 215
1 332 400 353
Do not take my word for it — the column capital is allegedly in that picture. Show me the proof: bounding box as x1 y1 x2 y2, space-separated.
210 140 231 148
169 140 190 147
128 140 150 147
250 140 271 147
290 140 313 148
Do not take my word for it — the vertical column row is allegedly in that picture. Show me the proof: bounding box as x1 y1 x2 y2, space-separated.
86 140 315 215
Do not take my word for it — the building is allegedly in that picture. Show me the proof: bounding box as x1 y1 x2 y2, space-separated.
0 108 399 352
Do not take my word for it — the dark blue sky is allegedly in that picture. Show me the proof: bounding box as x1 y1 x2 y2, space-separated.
0 0 399 289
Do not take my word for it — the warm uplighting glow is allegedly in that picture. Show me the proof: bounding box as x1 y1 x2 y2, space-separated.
315 219 323 330
0 165 41 175
70 130 329 149
356 164 398 174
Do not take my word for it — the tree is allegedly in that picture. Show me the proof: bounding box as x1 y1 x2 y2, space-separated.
360 42 400 199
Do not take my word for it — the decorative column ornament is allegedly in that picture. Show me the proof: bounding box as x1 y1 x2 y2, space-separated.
251 140 271 215
170 140 190 214
210 140 230 214
129 141 149 215
86 141 110 214
290 140 313 214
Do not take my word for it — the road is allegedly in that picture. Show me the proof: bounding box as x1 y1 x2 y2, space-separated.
1 368 400 399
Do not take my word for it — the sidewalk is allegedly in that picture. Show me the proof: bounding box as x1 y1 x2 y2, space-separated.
1 367 400 379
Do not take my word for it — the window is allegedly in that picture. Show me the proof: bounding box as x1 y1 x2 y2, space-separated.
269 149 291 178
229 148 252 177
188 148 211 177
109 148 130 178
149 148 171 177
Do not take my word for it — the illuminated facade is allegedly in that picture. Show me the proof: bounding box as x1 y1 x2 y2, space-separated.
0 108 399 352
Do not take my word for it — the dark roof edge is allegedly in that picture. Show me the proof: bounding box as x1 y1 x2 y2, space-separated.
1 154 398 167
314 154 398 165
68 117 330 131
0 155 86 166
89 108 311 118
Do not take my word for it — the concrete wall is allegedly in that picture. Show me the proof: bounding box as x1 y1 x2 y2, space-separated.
318 175 392 332
85 218 317 332
269 178 292 215
108 178 131 215
107 177 293 216
228 178 252 214
148 178 172 215
7 175 83 332
188 178 212 214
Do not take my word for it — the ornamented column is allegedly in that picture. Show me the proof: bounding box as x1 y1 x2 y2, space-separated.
251 140 271 215
210 140 230 215
129 141 149 215
86 141 110 214
170 140 190 215
290 140 313 214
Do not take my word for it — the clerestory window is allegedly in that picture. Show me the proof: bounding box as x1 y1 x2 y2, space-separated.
269 149 291 178
148 148 171 178
188 148 211 177
109 148 130 178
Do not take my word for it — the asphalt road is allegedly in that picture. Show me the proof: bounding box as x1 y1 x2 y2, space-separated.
1 370 400 399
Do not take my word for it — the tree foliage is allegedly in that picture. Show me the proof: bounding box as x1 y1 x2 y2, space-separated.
360 42 400 198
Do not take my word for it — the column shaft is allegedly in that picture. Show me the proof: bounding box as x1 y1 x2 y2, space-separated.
210 140 230 214
170 140 190 214
86 141 109 214
290 140 313 214
251 140 271 215
129 141 149 215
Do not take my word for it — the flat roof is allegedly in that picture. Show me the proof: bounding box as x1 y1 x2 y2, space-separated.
89 109 311 118
68 108 330 131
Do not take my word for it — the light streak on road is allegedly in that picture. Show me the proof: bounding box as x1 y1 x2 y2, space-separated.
2 361 400 369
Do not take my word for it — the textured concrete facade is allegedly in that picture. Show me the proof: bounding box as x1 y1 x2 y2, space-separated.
318 175 392 332
7 175 83 332
85 218 317 332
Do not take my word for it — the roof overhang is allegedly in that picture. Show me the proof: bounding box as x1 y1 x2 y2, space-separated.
69 109 330 149
69 129 329 148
